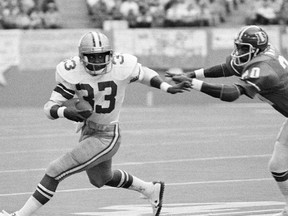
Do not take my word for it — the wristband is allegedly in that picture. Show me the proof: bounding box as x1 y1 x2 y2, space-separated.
194 68 205 78
57 107 66 118
191 79 203 91
160 82 172 92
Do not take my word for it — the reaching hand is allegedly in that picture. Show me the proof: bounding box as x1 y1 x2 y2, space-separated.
171 75 192 84
63 107 93 122
165 68 184 78
167 81 192 94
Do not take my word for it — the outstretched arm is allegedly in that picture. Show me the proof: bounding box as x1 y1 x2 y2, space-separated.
178 78 245 102
186 64 233 78
139 66 191 94
166 63 236 81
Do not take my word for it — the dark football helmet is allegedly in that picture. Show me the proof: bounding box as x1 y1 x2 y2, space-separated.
78 31 113 76
231 25 269 66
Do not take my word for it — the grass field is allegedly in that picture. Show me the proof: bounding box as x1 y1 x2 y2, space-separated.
0 103 285 216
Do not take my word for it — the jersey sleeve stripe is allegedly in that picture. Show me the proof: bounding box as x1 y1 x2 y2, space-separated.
59 83 75 94
246 80 261 91
54 84 75 99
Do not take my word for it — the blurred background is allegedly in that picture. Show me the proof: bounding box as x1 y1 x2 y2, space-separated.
0 0 287 107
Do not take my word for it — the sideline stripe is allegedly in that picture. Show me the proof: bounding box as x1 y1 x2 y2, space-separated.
0 178 273 197
0 154 271 174
206 208 282 215
0 123 279 140
0 134 274 155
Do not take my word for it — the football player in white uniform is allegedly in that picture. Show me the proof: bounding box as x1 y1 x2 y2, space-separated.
0 31 191 216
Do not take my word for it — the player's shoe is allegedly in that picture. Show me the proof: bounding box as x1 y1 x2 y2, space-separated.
274 208 288 216
144 181 165 216
0 211 17 216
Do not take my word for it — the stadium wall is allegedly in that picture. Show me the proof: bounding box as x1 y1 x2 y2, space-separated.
0 26 286 107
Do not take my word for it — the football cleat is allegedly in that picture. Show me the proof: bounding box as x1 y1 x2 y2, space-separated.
274 208 288 216
0 210 17 216
144 181 165 216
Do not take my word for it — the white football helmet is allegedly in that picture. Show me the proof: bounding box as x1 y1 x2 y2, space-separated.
78 31 113 76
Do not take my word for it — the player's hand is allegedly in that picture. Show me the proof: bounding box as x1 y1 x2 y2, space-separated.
167 81 192 94
63 107 93 122
171 75 192 84
165 67 184 78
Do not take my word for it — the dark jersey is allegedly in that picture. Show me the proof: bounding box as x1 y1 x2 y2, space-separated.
225 55 244 77
226 46 288 117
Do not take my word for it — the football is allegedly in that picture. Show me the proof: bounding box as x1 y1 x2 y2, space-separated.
62 98 93 111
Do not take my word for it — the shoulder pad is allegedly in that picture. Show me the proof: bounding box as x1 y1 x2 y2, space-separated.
111 53 139 80
245 46 278 68
246 55 271 67
56 56 90 84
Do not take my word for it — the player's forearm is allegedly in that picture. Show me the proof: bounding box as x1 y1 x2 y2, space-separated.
191 79 242 102
150 75 172 92
187 64 231 78
44 100 65 120
141 67 172 92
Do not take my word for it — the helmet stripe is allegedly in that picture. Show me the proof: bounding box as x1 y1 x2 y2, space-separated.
238 26 250 39
91 31 102 48
90 32 96 47
97 32 102 47
239 25 260 39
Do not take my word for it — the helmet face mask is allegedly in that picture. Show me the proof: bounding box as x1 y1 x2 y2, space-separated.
231 25 269 66
232 42 257 66
78 32 113 76
82 52 112 72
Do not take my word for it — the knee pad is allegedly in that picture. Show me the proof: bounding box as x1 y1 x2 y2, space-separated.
269 141 288 172
46 159 64 178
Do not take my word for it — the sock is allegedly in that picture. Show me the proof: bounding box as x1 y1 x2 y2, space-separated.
17 174 59 216
272 171 288 204
105 169 133 188
129 175 154 197
106 169 153 197
16 197 42 216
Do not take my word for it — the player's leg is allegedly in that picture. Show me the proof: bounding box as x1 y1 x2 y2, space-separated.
3 153 73 216
269 119 288 215
2 124 120 216
86 152 164 200
6 143 95 216
86 159 113 188
86 158 165 216
105 169 165 216
11 174 59 216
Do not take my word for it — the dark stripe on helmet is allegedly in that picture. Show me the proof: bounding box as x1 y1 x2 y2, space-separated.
96 32 102 47
91 32 96 47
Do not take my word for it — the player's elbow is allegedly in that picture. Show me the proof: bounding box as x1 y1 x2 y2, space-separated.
220 85 241 102
220 95 239 102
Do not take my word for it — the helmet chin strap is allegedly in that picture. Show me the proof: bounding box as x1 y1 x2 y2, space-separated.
86 65 105 76
84 62 113 76
82 54 112 76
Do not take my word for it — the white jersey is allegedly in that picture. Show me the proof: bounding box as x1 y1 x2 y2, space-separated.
48 53 151 125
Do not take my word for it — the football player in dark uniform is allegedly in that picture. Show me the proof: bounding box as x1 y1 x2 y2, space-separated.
167 25 288 216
